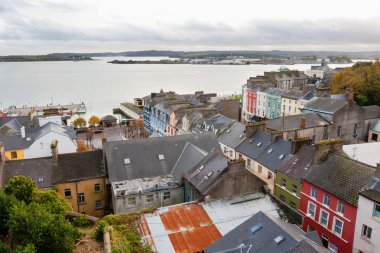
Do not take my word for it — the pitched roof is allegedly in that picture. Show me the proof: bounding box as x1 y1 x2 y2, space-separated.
205 211 321 253
372 120 380 132
281 90 304 99
305 152 375 206
235 131 272 160
359 178 380 204
171 142 207 183
104 133 221 183
101 115 117 122
256 139 292 172
0 122 76 151
52 150 105 184
0 116 35 128
363 105 380 120
265 113 329 132
277 145 315 182
217 121 246 148
186 150 228 194
141 193 279 253
2 157 53 189
303 97 347 114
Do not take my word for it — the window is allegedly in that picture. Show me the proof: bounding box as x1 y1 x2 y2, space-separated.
281 178 286 188
307 202 316 219
328 243 338 253
267 171 273 180
146 194 154 203
64 189 71 198
78 193 85 204
362 224 372 239
11 151 17 159
320 210 329 227
337 126 342 137
372 133 378 141
95 200 102 210
163 191 171 200
321 234 329 248
94 184 101 192
258 165 262 173
311 187 317 198
288 106 291 112
373 203 380 218
353 123 358 136
280 195 286 201
337 202 345 215
312 135 316 144
323 194 330 207
128 197 136 206
291 184 297 194
247 159 251 167
290 201 296 208
333 218 343 236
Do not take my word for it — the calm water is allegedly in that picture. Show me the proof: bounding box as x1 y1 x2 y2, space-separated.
0 57 353 119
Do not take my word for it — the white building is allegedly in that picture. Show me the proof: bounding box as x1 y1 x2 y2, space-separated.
353 178 380 253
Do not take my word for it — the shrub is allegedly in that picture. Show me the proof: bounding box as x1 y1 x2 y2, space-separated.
0 241 11 253
72 214 91 227
14 244 36 253
95 220 108 241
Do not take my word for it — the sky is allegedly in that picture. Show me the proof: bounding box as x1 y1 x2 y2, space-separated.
1 0 380 54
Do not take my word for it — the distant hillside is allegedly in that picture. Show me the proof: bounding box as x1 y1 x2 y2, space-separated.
0 55 93 62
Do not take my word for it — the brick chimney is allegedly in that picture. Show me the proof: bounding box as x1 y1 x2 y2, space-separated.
346 88 354 102
21 126 26 138
291 138 312 154
313 139 343 164
51 139 58 165
101 132 107 148
227 159 245 173
245 122 266 138
376 163 380 179
300 117 306 129
195 91 204 97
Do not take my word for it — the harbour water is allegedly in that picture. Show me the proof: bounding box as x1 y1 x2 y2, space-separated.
0 57 354 119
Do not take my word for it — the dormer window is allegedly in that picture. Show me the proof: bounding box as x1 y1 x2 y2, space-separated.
158 154 165 160
226 129 231 133
239 134 243 138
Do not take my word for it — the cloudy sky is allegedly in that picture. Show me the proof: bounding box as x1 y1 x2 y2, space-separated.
1 0 380 54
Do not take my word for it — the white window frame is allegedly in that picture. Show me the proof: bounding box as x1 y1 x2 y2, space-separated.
323 194 330 207
281 178 286 188
336 201 345 215
163 191 171 200
95 200 102 210
373 203 380 218
128 197 136 206
333 217 344 237
319 209 329 228
146 194 154 203
311 187 317 199
361 224 372 239
307 201 316 219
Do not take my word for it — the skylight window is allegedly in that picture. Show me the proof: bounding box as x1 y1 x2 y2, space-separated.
250 224 262 234
226 129 231 133
268 148 273 154
257 142 262 147
198 165 205 171
239 134 244 138
274 235 285 244
38 177 44 182
158 154 165 160
207 172 213 177
124 158 131 165
249 140 254 143
279 154 284 159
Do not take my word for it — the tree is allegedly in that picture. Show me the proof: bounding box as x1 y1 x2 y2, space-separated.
331 61 380 106
4 176 35 204
72 117 86 129
88 115 100 127
31 189 71 215
8 202 79 253
14 244 36 253
0 190 19 235
76 139 90 152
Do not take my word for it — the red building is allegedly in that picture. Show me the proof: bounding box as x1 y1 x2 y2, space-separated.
242 84 261 122
299 152 375 253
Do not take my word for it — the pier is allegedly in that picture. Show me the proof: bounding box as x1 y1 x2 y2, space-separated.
2 102 86 116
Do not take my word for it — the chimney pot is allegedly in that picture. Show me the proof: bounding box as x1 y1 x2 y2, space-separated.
300 117 306 129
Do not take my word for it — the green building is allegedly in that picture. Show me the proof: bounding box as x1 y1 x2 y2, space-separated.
274 145 315 211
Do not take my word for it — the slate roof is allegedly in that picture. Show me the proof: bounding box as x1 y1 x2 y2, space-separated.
281 90 304 99
205 211 322 253
171 142 207 183
52 150 105 184
0 122 76 151
371 120 380 132
101 115 117 122
217 121 246 149
363 105 380 120
265 113 329 132
290 239 331 253
301 91 316 101
359 178 380 204
256 139 292 172
0 116 35 128
277 145 315 182
305 152 376 206
235 131 272 160
2 157 53 189
303 97 347 114
0 118 21 133
186 150 228 194
104 133 221 183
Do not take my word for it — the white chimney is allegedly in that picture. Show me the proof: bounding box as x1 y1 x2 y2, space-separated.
21 126 26 138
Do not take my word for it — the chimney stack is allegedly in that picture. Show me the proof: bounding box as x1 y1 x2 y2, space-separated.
51 139 58 165
21 126 26 138
300 117 306 129
101 132 107 148
291 138 312 154
245 122 266 138
0 143 5 187
346 88 354 102
313 139 343 164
